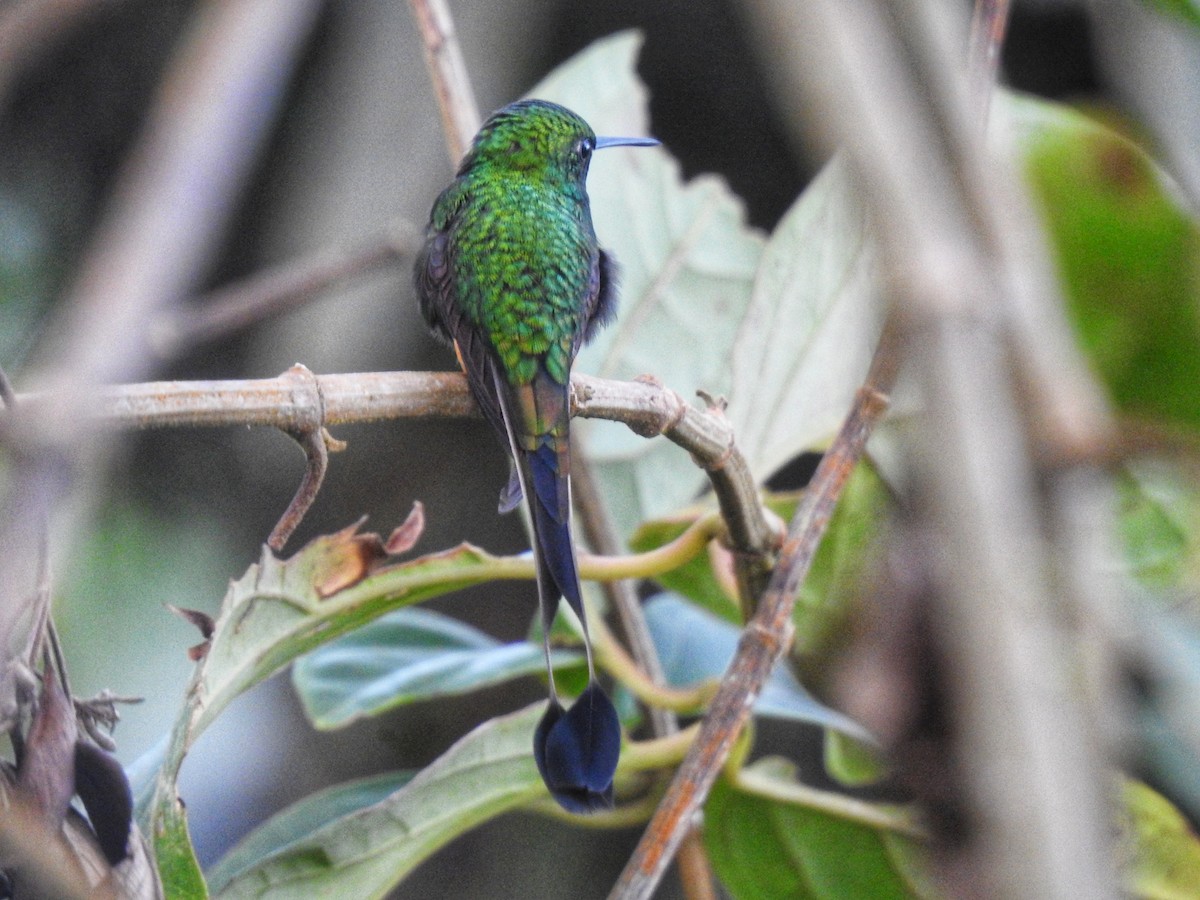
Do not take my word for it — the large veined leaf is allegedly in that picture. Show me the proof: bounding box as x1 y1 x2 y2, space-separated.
704 758 931 900
292 606 583 730
142 524 545 891
213 705 546 899
534 32 881 539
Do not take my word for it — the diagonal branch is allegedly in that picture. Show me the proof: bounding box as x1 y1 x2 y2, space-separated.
407 0 481 162
609 321 898 900
149 223 422 360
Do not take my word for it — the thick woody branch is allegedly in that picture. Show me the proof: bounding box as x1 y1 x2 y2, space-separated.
8 370 780 597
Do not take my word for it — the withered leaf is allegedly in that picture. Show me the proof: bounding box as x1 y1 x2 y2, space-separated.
385 501 426 555
301 518 389 599
17 667 77 828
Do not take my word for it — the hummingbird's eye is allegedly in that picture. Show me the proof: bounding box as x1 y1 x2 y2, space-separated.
577 138 594 160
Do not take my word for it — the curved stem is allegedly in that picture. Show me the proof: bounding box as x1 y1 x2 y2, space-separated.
592 620 715 714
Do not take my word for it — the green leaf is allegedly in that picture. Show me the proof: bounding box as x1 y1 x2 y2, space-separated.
1119 777 1200 899
794 461 889 660
628 507 742 623
292 607 583 729
644 594 875 744
1118 461 1200 592
154 795 209 899
213 705 547 899
1010 93 1200 433
704 758 931 900
1144 0 1200 31
143 524 541 879
629 462 890 664
535 33 880 541
206 772 412 893
823 729 888 788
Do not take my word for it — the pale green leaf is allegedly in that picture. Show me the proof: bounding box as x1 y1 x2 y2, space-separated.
143 525 538 878
535 32 881 538
726 156 881 481
213 705 546 900
292 607 582 729
206 772 412 893
534 33 766 539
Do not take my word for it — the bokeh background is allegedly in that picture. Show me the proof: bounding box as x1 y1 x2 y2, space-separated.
0 0 1160 895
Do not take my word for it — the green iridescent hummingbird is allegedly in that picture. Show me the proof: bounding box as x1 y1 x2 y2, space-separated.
415 99 657 812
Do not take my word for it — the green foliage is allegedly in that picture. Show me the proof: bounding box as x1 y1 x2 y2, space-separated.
630 463 889 664
205 772 412 893
703 759 931 900
1119 778 1200 899
292 606 583 729
1012 94 1200 433
1118 461 1200 593
1144 0 1200 31
212 706 546 899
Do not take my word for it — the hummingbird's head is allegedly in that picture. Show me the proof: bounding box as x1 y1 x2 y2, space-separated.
459 99 657 185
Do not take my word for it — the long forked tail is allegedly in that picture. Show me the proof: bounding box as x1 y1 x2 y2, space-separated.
521 439 585 634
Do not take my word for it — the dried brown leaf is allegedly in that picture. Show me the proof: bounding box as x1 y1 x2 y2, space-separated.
385 501 426 555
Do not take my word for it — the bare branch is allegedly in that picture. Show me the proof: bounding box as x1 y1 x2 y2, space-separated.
10 368 780 588
407 0 481 162
266 365 331 553
149 223 422 360
610 324 897 900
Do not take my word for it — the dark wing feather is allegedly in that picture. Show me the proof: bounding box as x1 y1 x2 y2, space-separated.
579 248 618 349
413 187 509 441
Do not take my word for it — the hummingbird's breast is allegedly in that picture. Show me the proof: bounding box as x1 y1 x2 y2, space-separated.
453 178 599 386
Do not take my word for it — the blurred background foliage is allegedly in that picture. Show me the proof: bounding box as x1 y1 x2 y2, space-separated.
2 0 1199 896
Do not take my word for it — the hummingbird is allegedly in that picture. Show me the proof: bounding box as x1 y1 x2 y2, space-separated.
415 99 657 812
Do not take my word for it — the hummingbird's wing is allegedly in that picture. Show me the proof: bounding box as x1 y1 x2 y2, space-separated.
577 249 618 352
414 198 510 443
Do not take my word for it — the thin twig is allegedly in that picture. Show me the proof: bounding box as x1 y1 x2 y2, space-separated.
610 325 897 900
266 366 331 552
576 453 721 900
407 0 481 163
573 453 675 738
149 224 422 360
